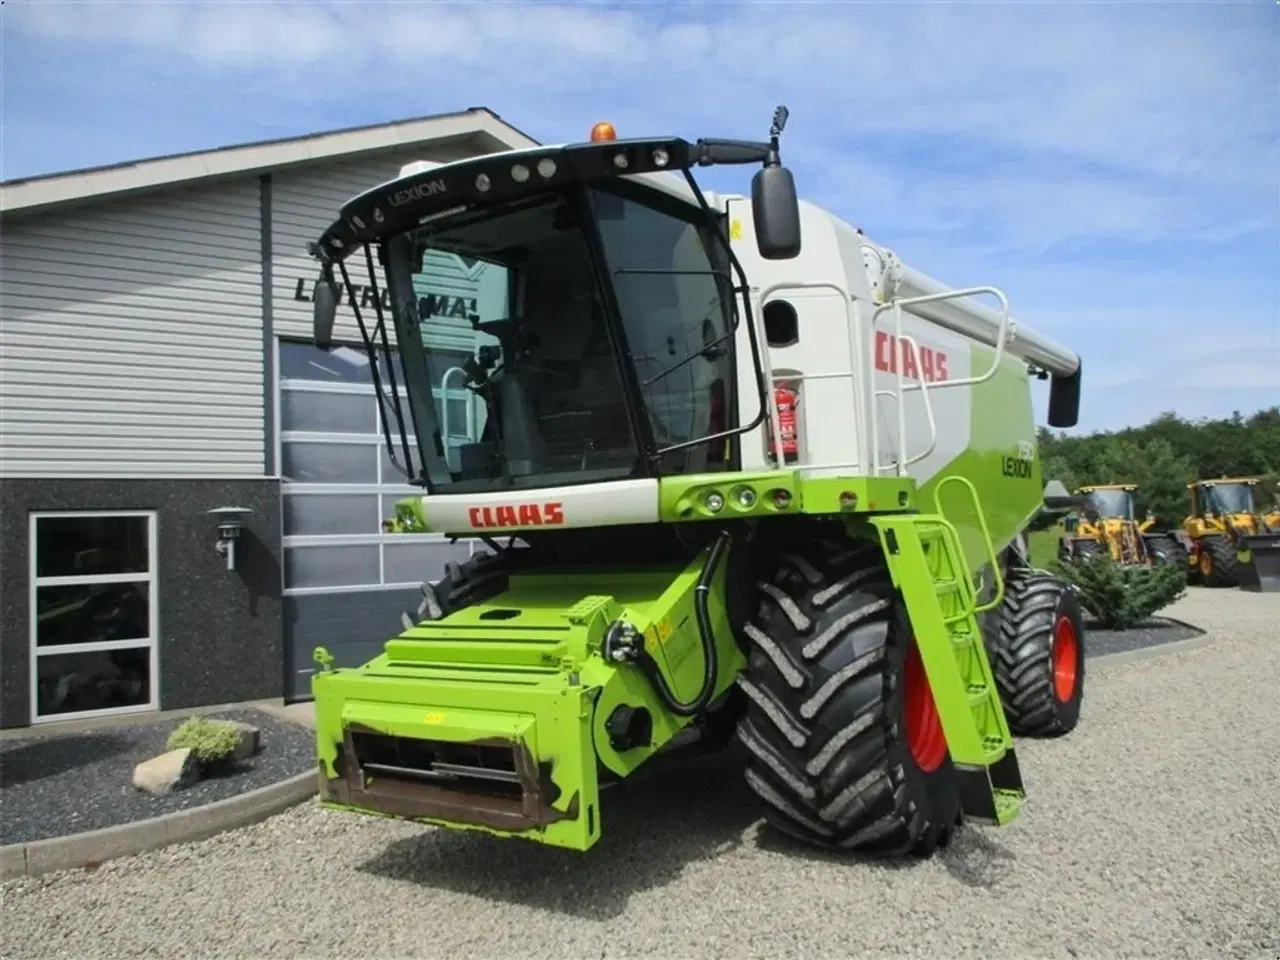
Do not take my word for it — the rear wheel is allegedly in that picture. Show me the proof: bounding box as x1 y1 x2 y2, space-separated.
1197 535 1239 587
1145 534 1188 571
1060 537 1101 565
988 569 1085 737
734 533 962 857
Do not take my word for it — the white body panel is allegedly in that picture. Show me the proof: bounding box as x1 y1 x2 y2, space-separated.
723 197 1040 488
420 478 660 532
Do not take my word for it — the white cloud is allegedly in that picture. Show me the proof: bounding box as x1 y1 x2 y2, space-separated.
7 0 1278 432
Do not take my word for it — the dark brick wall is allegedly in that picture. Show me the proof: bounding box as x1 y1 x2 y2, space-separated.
0 478 282 728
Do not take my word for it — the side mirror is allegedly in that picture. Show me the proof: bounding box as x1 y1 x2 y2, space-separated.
313 274 340 349
751 164 801 260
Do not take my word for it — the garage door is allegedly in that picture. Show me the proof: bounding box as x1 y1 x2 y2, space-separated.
277 338 482 701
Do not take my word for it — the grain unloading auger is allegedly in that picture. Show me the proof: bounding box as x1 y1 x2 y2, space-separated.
303 109 1088 857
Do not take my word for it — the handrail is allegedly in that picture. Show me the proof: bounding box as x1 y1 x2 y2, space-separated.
935 474 1006 613
753 280 861 468
872 285 1013 391
438 366 468 471
896 331 939 470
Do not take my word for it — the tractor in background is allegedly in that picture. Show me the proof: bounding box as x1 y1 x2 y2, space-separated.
1058 484 1186 570
1180 477 1280 592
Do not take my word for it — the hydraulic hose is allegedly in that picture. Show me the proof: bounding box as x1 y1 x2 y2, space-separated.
631 530 732 718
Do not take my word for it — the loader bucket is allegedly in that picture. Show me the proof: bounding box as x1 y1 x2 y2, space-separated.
1234 533 1280 592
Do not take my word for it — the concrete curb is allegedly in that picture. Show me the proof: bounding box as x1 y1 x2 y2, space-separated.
1090 629 1217 668
0 768 319 881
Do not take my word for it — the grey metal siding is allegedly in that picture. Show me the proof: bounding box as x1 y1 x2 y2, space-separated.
0 180 266 478
270 147 476 346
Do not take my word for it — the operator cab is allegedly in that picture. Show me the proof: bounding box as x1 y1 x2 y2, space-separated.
1081 486 1136 521
308 109 801 493
1192 480 1257 517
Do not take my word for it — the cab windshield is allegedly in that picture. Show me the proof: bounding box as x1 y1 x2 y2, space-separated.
1085 489 1134 520
1204 483 1255 515
379 184 735 493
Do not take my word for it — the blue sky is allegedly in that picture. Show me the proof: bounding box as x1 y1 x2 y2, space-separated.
6 0 1279 435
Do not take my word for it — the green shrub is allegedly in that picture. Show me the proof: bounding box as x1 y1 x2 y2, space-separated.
167 716 240 763
1052 552 1186 630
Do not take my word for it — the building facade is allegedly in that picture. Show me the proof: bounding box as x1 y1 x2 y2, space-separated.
0 108 538 727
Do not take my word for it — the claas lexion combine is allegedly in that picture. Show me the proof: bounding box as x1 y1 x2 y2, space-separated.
1058 484 1187 570
1179 477 1280 592
302 108 1089 858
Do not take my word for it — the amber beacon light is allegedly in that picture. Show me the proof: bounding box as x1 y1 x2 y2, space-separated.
590 121 618 142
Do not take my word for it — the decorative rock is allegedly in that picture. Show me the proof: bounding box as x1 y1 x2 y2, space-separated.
133 748 200 795
228 721 260 762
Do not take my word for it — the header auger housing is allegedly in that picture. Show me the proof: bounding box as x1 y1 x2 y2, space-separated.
304 108 1088 859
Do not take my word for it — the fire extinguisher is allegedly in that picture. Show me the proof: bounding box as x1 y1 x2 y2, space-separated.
768 383 800 464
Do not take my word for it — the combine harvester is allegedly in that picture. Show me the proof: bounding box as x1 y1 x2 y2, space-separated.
303 109 1088 858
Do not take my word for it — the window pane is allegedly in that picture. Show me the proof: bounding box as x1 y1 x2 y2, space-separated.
280 341 377 383
282 442 378 484
281 390 374 434
284 545 380 589
35 646 152 718
380 442 424 485
283 494 380 536
592 187 735 474
377 391 418 447
35 582 150 647
35 515 150 580
384 540 471 586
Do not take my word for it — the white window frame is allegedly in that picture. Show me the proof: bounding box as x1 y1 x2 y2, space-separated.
28 509 160 724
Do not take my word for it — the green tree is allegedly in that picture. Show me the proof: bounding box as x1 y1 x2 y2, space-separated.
1035 404 1280 522
1095 437 1196 528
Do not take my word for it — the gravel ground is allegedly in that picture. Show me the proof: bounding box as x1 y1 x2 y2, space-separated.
0 708 315 845
3 586 1278 960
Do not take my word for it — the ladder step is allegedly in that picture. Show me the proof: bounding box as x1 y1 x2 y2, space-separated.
993 789 1024 826
871 511 1020 826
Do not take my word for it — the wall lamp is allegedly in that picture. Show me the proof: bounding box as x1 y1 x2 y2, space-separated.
208 506 253 572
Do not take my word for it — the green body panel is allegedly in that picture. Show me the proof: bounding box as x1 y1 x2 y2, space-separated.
659 472 918 520
311 545 746 851
915 345 1045 577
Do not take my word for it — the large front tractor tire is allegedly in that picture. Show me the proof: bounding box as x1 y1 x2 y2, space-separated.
734 535 962 858
1194 535 1240 587
986 569 1085 738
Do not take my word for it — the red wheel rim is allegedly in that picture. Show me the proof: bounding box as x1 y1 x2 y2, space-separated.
1052 615 1079 703
903 638 947 773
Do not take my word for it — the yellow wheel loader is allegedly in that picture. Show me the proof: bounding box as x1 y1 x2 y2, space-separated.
1181 477 1280 592
1057 484 1187 570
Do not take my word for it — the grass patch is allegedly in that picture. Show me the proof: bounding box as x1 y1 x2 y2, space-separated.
1027 526 1062 569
